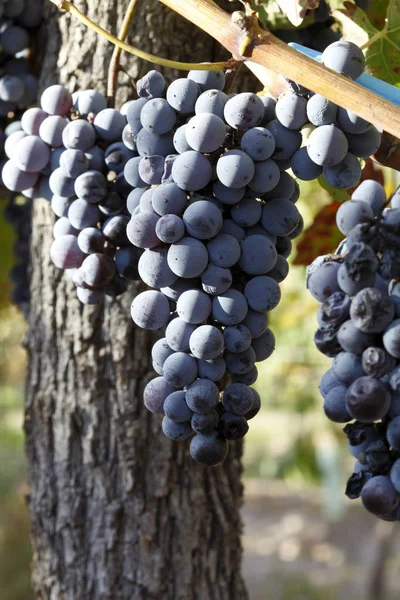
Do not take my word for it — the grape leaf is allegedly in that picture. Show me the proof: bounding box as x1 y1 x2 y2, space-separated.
331 0 400 86
365 0 389 29
293 202 343 265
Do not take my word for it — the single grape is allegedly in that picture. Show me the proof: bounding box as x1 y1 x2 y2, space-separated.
323 153 362 189
275 94 308 130
131 290 170 330
345 376 391 422
93 108 126 142
162 417 193 441
77 89 107 115
222 383 254 415
244 276 281 312
306 94 337 126
187 70 225 92
176 289 212 324
62 119 96 151
291 147 322 181
140 98 177 135
201 263 232 296
189 325 224 360
171 151 212 191
218 413 249 440
164 391 193 423
50 234 84 269
138 246 177 288
40 85 72 116
191 411 219 434
14 135 50 172
167 237 208 278
361 476 400 517
183 200 222 240
185 379 220 414
81 253 115 287
224 93 264 130
251 329 275 361
137 70 165 99
144 377 175 413
21 108 48 135
216 149 255 189
207 233 241 269
166 78 200 114
190 432 228 466
162 352 198 387
212 290 248 326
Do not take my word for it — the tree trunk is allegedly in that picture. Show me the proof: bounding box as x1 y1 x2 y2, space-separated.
25 1 253 598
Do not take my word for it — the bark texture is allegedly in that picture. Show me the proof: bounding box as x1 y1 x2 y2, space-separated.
25 1 256 598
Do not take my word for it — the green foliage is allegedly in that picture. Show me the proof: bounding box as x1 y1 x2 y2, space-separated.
0 200 17 311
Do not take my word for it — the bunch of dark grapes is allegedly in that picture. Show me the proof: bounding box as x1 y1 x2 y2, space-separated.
123 67 309 466
3 84 142 303
0 0 43 138
273 40 380 189
308 180 400 521
0 0 43 313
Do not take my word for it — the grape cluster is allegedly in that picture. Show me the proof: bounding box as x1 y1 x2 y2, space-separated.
308 179 400 520
2 84 142 303
0 0 42 129
271 40 380 189
124 69 304 466
0 0 43 312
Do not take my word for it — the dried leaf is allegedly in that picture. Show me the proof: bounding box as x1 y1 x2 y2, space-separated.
372 131 400 169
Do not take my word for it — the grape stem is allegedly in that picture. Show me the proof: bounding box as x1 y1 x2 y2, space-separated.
47 0 235 71
158 0 400 140
107 0 140 106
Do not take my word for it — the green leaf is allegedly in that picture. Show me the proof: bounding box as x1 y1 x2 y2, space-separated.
365 0 389 29
331 0 400 86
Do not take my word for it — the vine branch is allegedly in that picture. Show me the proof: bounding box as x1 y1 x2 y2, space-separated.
158 0 400 140
48 0 233 71
107 0 140 105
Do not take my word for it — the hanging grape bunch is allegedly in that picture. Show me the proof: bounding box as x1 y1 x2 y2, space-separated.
308 180 400 522
3 83 142 302
0 0 44 313
125 41 381 467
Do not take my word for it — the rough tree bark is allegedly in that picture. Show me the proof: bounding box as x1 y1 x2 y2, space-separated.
25 1 256 598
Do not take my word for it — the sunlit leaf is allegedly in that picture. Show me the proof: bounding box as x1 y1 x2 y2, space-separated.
293 202 344 265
